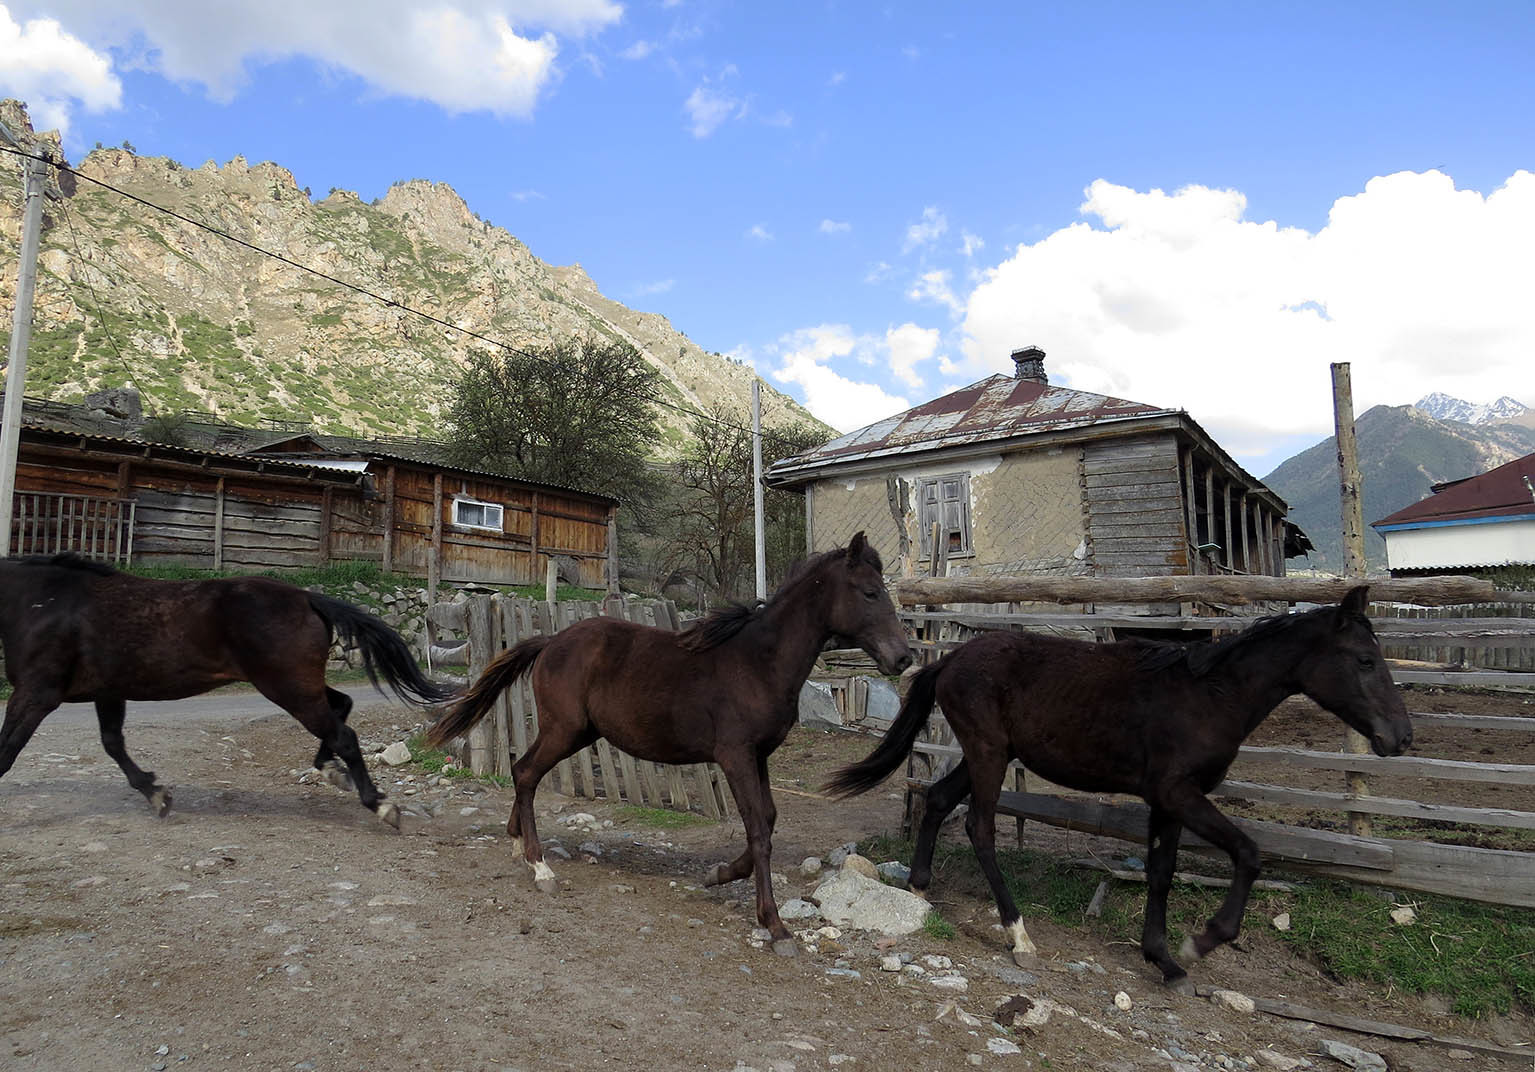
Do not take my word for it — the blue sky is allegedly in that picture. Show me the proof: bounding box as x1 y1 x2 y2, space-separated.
3 1 1534 476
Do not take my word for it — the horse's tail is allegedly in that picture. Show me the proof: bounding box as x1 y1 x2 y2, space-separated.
823 661 942 798
423 636 552 749
306 592 458 706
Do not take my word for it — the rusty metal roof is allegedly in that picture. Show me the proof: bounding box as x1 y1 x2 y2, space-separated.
1373 449 1535 528
769 373 1174 480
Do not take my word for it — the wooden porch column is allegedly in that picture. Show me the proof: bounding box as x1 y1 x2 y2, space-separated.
1181 450 1200 575
606 504 620 595
212 476 225 570
1238 492 1251 573
1202 466 1215 573
1222 481 1234 571
381 465 396 573
428 473 443 596
319 485 334 563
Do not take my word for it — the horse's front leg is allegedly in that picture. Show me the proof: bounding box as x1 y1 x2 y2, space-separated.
1140 805 1186 987
909 761 971 896
1166 789 1261 967
717 752 794 955
94 699 173 817
0 685 63 779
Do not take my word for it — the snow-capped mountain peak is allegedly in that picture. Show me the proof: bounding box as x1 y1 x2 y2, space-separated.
1415 392 1530 425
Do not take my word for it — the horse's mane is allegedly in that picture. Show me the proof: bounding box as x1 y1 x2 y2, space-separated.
9 552 118 577
1134 602 1371 678
676 541 883 654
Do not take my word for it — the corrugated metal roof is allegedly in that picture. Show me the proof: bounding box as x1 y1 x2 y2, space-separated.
770 373 1174 477
1373 450 1535 527
21 419 366 481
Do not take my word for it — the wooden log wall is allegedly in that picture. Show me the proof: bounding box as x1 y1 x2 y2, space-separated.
430 594 734 819
1082 436 1187 577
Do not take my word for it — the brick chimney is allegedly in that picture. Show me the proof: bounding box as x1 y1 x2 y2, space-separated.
1010 345 1047 384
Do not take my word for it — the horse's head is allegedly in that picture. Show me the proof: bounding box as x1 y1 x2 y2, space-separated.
1295 586 1413 757
821 531 913 676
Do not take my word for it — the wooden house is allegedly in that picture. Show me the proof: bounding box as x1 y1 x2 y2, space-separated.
766 347 1304 581
5 401 618 591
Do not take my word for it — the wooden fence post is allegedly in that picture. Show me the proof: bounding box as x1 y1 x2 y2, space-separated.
1332 362 1373 836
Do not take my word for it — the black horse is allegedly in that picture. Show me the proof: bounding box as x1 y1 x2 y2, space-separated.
427 532 912 952
0 553 456 827
826 587 1412 986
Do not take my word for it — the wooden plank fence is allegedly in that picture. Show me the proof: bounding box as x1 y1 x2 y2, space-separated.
896 583 1535 908
6 491 134 562
426 593 734 820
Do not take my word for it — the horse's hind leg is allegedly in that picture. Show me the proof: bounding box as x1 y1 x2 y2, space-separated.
962 752 1035 965
704 754 772 888
94 699 173 817
0 686 63 778
312 691 354 792
507 718 599 894
909 760 971 896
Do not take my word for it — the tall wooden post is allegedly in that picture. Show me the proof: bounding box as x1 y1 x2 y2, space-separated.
1331 362 1373 836
381 465 396 573
0 142 49 553
606 505 620 596
428 473 443 597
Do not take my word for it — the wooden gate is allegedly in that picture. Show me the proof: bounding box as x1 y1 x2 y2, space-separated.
6 491 135 563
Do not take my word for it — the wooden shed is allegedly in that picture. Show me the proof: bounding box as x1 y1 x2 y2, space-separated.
5 405 618 591
766 346 1306 582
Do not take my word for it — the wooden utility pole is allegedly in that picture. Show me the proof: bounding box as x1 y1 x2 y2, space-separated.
1331 361 1373 837
752 379 766 600
0 122 50 555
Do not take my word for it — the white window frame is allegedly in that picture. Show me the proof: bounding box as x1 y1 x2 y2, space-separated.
451 496 504 533
917 472 973 559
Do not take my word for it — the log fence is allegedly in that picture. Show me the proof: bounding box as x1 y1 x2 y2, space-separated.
895 575 1535 908
426 592 734 820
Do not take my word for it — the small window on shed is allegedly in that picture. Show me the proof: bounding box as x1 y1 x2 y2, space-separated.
917 473 972 559
451 497 504 532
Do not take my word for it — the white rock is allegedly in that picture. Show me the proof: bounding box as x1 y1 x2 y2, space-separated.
921 955 953 970
380 741 412 766
1318 1039 1387 1072
778 898 821 921
929 974 969 992
986 1038 1021 1056
1255 1050 1307 1071
1114 991 1133 1011
1210 989 1255 1015
1389 905 1417 926
800 856 823 877
816 926 842 941
1272 911 1292 931
812 868 931 936
841 853 879 880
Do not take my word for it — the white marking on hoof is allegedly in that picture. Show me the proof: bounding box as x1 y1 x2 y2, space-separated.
323 762 354 792
376 802 401 830
149 787 173 818
1007 919 1037 958
1179 936 1200 962
532 859 558 895
509 837 524 859
1165 973 1194 995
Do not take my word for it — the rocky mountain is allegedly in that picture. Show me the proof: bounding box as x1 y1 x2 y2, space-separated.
1414 391 1531 427
0 100 825 453
1263 403 1535 572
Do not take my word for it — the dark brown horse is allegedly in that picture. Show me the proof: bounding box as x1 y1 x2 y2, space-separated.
426 532 912 953
826 587 1412 986
0 553 456 827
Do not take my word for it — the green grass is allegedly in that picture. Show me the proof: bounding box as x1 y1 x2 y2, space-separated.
922 910 956 940
615 805 713 829
860 834 1535 1019
405 733 511 787
506 583 608 602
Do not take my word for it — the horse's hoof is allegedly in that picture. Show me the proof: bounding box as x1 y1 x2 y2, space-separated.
324 763 354 792
703 863 728 887
533 860 559 895
1012 949 1038 969
771 938 798 957
376 802 402 830
149 787 173 818
1163 972 1194 995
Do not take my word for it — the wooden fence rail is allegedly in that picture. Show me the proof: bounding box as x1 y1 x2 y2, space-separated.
427 593 734 820
6 491 135 563
897 583 1535 908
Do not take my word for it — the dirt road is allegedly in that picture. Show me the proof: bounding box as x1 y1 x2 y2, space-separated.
0 694 1528 1071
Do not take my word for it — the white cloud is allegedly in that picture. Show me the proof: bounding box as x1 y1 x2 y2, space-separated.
907 269 963 316
22 1 621 115
508 188 545 201
903 205 947 251
960 230 984 257
684 82 743 137
819 218 851 235
770 325 911 432
620 39 654 60
745 222 773 242
827 71 846 87
633 278 674 296
0 4 121 136
884 322 940 390
864 260 894 284
956 171 1535 465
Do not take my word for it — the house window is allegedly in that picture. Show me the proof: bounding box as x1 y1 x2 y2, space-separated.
451 497 504 532
917 473 972 559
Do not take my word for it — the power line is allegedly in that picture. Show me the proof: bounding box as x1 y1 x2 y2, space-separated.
0 143 817 456
56 195 150 393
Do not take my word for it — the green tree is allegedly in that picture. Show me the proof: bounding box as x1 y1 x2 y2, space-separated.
445 337 661 504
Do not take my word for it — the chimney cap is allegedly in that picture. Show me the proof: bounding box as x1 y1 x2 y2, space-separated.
1010 345 1047 384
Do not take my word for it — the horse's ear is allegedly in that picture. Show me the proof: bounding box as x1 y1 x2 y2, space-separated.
846 531 867 562
1340 586 1370 618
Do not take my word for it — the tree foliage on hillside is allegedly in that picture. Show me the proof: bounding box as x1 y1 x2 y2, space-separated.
445 337 661 503
647 401 826 604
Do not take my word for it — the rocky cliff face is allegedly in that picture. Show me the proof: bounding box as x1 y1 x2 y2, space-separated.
0 99 821 450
